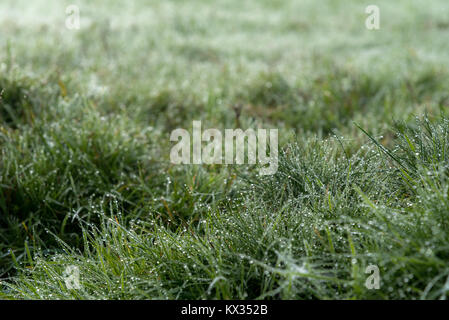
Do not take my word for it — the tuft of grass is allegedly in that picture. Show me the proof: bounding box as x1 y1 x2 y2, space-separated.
0 72 59 128
2 116 449 299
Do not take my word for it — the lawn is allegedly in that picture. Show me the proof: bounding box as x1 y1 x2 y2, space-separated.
1 0 449 299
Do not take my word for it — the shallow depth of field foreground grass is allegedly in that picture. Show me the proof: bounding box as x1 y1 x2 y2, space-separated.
1 0 449 299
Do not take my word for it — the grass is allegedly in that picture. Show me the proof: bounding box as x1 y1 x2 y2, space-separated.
1 0 449 299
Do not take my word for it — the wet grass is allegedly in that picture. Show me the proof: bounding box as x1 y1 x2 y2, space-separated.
1 0 449 299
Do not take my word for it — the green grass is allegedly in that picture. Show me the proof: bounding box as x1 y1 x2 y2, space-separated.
1 0 449 299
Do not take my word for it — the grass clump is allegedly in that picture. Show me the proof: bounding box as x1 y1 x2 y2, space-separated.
0 71 59 128
0 97 158 273
2 116 449 299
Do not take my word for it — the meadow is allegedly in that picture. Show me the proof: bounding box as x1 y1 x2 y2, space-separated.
1 0 449 299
